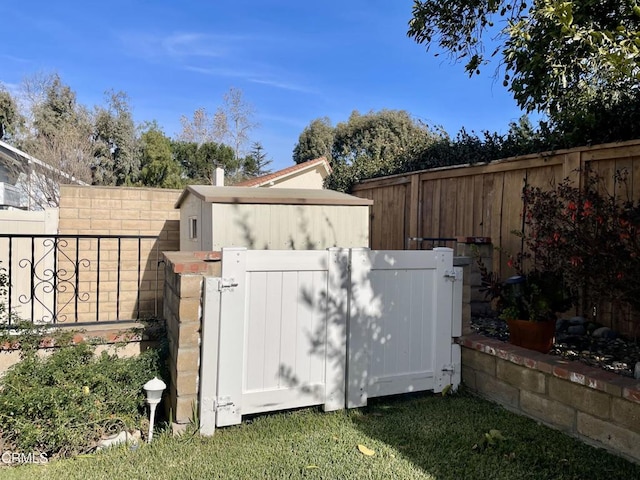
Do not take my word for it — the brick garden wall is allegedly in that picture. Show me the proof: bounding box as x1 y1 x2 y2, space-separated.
57 185 181 322
461 334 640 463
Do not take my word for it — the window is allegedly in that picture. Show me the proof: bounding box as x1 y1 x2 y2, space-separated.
189 216 198 241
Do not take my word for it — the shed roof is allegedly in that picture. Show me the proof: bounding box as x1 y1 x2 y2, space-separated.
175 185 373 208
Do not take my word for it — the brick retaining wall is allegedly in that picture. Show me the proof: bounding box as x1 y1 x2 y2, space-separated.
461 333 640 463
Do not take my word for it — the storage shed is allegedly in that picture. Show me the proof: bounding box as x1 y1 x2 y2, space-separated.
175 185 373 251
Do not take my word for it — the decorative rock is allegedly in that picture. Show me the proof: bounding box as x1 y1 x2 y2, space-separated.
567 325 586 335
592 327 617 339
96 430 141 451
569 316 587 326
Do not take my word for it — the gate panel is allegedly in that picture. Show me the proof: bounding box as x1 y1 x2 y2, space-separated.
215 249 342 424
209 247 461 430
242 266 329 413
367 251 439 397
347 248 460 406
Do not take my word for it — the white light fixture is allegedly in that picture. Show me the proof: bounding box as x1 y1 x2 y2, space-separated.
143 377 166 443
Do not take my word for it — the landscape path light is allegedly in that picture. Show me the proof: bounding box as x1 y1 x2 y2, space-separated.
143 377 166 443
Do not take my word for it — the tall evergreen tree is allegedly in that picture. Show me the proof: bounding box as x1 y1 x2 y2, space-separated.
93 91 138 186
139 125 182 188
243 142 272 178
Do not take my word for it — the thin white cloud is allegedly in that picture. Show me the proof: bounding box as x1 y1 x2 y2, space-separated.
161 33 228 58
0 54 30 63
249 78 317 94
118 31 248 60
183 65 252 78
185 65 317 95
119 30 318 95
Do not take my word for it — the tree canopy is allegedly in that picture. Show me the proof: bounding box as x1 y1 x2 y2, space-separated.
0 87 22 141
0 73 270 207
243 142 272 178
172 140 237 184
292 117 334 165
408 0 640 115
139 125 183 189
93 91 138 186
295 110 441 192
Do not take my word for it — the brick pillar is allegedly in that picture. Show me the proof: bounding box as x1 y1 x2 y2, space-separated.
163 251 221 426
456 237 493 329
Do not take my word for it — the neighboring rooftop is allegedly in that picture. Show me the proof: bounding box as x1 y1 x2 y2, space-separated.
0 140 89 186
234 157 331 189
175 185 373 208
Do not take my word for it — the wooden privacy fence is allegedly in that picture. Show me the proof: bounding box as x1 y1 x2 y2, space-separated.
352 140 640 278
198 247 462 434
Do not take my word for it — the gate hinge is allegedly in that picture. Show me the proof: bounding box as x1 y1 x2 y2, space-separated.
441 363 458 374
444 270 460 281
215 396 235 411
217 278 238 292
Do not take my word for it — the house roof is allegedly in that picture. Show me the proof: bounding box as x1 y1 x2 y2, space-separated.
175 185 373 208
0 140 89 186
234 157 331 188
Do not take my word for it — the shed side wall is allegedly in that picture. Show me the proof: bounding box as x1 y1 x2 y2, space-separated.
211 204 369 250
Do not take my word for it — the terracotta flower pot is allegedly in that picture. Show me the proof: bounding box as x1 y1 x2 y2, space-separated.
506 318 556 353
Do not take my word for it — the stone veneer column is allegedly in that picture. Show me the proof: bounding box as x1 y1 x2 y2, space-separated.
163 251 221 426
456 237 493 333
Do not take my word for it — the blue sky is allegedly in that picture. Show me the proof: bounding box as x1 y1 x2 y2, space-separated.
0 0 529 171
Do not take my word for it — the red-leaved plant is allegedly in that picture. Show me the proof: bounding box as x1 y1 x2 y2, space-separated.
517 169 640 321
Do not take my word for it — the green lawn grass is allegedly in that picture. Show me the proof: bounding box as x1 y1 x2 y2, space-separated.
3 390 639 480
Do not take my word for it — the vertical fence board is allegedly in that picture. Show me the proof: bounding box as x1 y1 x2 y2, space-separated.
325 248 348 411
347 248 374 408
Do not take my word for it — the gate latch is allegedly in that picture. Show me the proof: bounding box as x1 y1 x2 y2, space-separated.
218 278 238 292
444 270 460 281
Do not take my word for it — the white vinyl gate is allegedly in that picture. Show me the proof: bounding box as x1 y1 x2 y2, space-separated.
199 247 462 435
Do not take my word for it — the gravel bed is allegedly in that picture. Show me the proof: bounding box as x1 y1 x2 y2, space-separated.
472 314 640 378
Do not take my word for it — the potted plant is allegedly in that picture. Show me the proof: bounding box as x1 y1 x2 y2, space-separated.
477 256 572 353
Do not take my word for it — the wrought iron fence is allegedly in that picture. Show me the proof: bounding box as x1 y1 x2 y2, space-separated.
0 234 160 325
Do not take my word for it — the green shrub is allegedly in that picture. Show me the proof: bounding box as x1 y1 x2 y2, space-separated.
0 330 166 458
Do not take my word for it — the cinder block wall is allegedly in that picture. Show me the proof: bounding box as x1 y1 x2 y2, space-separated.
57 185 181 322
461 335 640 463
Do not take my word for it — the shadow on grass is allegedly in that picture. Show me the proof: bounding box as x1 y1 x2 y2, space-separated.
349 390 640 480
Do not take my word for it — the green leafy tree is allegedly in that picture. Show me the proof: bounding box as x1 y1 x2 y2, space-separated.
323 109 440 191
172 141 237 184
292 117 334 164
93 90 138 186
139 124 183 188
408 0 640 116
179 87 258 179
